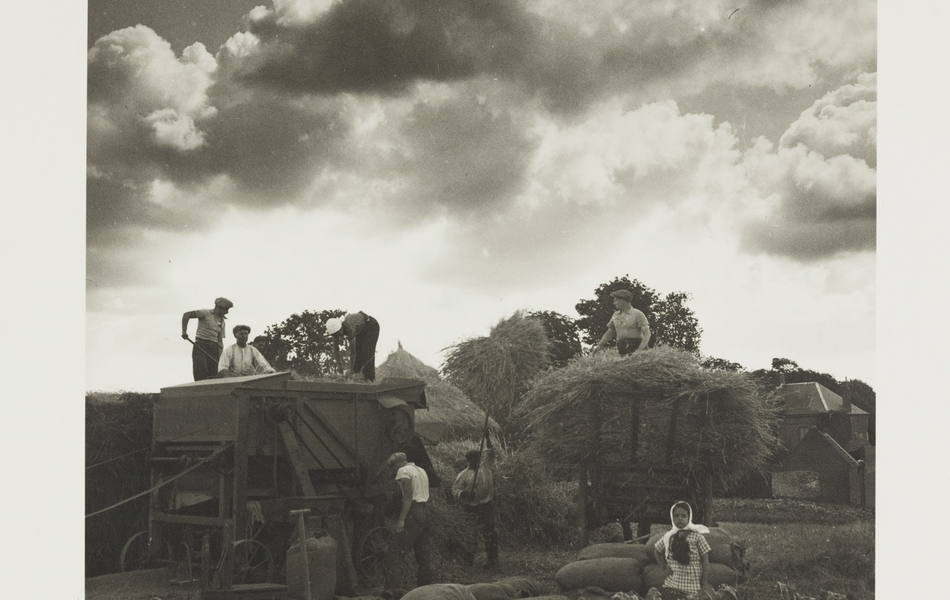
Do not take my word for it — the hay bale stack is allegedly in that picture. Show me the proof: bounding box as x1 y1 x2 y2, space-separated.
442 312 553 430
517 348 780 487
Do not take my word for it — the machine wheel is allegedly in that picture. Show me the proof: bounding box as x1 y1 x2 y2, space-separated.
356 526 393 586
232 539 274 584
120 531 174 572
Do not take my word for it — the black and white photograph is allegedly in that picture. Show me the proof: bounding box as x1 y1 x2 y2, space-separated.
7 0 945 597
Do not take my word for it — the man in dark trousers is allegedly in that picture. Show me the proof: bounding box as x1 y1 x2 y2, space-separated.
452 435 500 568
326 311 380 381
381 452 432 593
181 297 232 381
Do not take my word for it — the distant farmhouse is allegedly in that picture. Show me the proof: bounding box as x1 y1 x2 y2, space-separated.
771 381 875 507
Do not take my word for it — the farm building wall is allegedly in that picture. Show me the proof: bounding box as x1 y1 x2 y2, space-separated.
774 429 862 505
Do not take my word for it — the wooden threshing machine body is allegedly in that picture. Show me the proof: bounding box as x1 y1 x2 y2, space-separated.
146 372 428 589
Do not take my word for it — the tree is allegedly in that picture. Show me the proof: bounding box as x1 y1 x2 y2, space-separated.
700 356 745 372
574 275 702 351
771 358 800 373
528 310 582 367
252 309 345 376
651 291 702 352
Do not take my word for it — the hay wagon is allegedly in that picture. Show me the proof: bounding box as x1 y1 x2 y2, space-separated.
576 389 717 545
120 372 432 593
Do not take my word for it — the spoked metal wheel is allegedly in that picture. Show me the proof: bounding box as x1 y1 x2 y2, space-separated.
119 531 174 572
232 539 275 584
356 526 393 586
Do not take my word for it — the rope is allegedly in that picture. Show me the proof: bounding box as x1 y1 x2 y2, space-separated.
85 421 235 471
85 442 233 519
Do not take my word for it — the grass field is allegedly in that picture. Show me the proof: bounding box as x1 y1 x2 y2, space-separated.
426 498 874 600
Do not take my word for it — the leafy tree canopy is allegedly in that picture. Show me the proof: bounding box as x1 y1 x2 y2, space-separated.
528 310 582 368
574 275 702 352
252 309 345 376
700 356 746 372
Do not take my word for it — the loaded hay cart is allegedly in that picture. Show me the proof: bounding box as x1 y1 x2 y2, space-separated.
120 372 433 594
518 349 780 547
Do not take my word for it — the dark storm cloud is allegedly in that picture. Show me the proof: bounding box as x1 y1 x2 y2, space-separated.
394 96 536 215
241 0 533 94
87 24 356 250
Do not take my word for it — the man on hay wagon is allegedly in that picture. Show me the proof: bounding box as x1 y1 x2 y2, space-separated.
592 289 651 356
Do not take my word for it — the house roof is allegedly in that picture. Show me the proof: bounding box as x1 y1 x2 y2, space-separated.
775 382 868 416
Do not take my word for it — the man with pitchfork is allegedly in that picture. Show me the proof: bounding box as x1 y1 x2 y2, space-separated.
181 297 232 381
452 430 500 569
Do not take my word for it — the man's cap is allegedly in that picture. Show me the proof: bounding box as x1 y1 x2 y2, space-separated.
386 452 407 466
465 449 481 462
326 317 343 335
610 290 634 302
215 297 234 308
232 324 251 335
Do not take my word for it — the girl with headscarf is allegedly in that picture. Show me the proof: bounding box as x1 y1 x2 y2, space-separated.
648 501 736 600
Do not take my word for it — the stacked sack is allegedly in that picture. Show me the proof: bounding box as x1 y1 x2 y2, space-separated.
556 531 745 597
554 544 652 594
643 528 744 591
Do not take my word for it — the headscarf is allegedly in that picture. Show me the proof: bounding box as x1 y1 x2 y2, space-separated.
659 500 710 555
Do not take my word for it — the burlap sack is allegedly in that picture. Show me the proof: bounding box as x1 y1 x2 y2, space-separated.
401 583 479 600
577 543 652 563
555 557 647 593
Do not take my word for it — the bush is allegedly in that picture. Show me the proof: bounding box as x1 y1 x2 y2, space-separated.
85 392 156 577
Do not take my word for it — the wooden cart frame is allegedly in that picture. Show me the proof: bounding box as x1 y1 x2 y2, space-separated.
576 390 715 545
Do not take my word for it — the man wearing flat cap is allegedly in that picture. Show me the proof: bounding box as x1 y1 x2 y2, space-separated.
218 325 275 377
181 297 233 381
452 435 500 568
592 289 651 356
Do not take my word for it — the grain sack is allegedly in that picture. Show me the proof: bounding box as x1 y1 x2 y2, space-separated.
646 528 736 568
642 563 738 590
401 584 478 600
555 557 646 593
577 543 652 563
467 583 514 600
495 576 544 597
286 534 337 600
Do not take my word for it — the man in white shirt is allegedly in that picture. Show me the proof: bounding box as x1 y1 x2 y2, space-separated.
381 452 432 592
452 436 499 568
217 325 275 377
592 289 651 355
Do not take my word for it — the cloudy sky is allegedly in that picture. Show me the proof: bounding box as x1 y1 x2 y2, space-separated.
84 0 879 392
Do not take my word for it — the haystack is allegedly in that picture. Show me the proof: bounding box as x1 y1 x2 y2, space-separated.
377 341 441 384
378 343 500 442
442 311 553 431
517 347 780 487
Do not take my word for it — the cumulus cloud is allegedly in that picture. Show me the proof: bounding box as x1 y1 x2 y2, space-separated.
740 74 876 260
86 0 877 290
